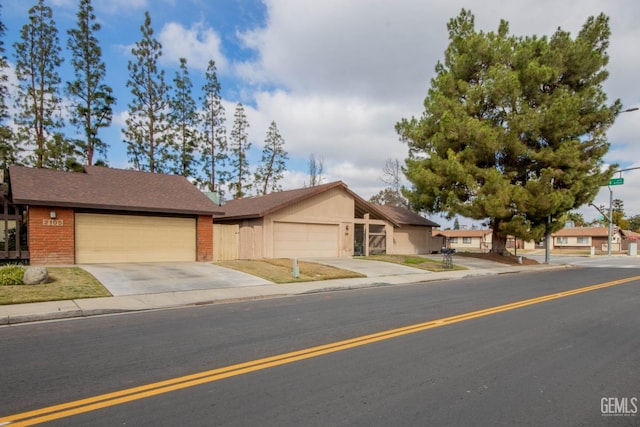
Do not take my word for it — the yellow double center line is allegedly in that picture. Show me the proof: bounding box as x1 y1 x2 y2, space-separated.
3 275 639 426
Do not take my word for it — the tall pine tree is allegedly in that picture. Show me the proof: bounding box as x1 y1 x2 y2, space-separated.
123 11 172 173
169 57 199 177
228 103 251 198
0 4 18 177
397 10 620 252
66 0 115 166
14 0 74 169
254 121 288 195
200 60 227 192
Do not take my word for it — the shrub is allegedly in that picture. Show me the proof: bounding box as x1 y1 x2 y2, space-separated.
0 265 25 286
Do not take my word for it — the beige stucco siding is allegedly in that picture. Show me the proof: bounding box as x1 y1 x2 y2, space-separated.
75 213 196 263
273 222 339 257
264 188 355 258
390 226 431 254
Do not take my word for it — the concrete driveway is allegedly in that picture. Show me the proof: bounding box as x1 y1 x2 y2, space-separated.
80 256 506 298
81 262 273 296
301 257 429 277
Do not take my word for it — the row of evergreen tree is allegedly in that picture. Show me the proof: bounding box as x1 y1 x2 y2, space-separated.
0 0 288 198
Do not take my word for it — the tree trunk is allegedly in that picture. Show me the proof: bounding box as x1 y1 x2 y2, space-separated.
490 227 507 254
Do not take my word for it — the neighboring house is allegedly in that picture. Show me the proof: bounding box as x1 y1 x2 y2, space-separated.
550 226 622 253
9 166 220 265
374 205 440 254
506 235 536 251
212 181 439 260
213 181 393 260
620 229 640 242
620 229 640 253
432 229 492 252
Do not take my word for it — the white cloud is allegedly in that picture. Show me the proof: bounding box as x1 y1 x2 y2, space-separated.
158 21 228 72
233 0 640 216
251 90 408 164
8 0 640 219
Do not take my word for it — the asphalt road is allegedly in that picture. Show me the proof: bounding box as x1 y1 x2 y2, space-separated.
2 267 640 426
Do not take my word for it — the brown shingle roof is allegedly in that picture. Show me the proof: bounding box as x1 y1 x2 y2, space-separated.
214 181 398 225
9 165 220 215
551 227 609 237
620 229 640 240
374 205 440 227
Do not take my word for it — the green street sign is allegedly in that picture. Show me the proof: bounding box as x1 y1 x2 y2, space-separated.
609 177 624 186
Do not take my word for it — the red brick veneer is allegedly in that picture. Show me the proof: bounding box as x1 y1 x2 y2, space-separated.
197 215 213 262
28 206 75 265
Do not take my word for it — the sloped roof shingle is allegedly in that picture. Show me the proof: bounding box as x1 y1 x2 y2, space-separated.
551 227 610 237
374 205 439 227
9 165 220 215
214 181 398 225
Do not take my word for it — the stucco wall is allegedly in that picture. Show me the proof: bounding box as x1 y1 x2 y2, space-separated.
263 188 356 258
390 226 432 255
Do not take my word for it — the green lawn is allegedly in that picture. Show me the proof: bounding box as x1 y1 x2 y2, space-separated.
0 267 111 305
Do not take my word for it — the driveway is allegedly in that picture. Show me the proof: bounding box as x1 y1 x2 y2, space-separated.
301 257 429 277
81 263 273 296
81 256 508 298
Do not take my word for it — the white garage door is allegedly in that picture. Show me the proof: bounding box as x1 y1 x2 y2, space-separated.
273 222 339 258
75 213 196 263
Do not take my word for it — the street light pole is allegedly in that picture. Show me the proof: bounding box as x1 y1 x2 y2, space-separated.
608 186 612 256
605 107 639 255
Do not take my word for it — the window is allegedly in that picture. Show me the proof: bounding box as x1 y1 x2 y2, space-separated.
462 237 472 244
450 237 458 244
576 236 589 245
556 236 568 244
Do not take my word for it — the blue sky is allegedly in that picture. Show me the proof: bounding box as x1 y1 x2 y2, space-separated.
3 0 640 225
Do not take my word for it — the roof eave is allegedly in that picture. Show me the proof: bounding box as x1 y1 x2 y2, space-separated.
14 199 220 216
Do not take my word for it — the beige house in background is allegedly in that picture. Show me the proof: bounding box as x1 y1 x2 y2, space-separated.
212 181 440 260
551 226 622 253
433 229 493 252
375 205 441 254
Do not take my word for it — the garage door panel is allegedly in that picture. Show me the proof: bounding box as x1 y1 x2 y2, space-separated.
273 222 338 258
76 214 195 263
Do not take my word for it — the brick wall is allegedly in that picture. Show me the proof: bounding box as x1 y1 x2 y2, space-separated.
28 206 75 265
197 215 213 262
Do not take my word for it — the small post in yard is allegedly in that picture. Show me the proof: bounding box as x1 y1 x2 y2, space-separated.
293 258 300 278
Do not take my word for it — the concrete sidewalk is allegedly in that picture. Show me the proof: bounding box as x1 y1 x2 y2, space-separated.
0 261 567 326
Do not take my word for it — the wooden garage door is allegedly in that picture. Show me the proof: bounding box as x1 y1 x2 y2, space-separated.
75 213 196 263
273 222 338 258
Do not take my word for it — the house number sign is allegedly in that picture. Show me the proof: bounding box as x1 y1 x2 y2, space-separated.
42 219 64 226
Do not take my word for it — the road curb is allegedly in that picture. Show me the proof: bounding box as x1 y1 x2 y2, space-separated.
0 264 570 326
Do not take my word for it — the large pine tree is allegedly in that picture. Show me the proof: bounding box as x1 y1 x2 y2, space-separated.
254 121 288 195
228 103 251 198
66 0 115 166
169 57 199 177
13 0 74 169
123 11 172 173
200 59 227 192
0 4 18 177
397 10 620 252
